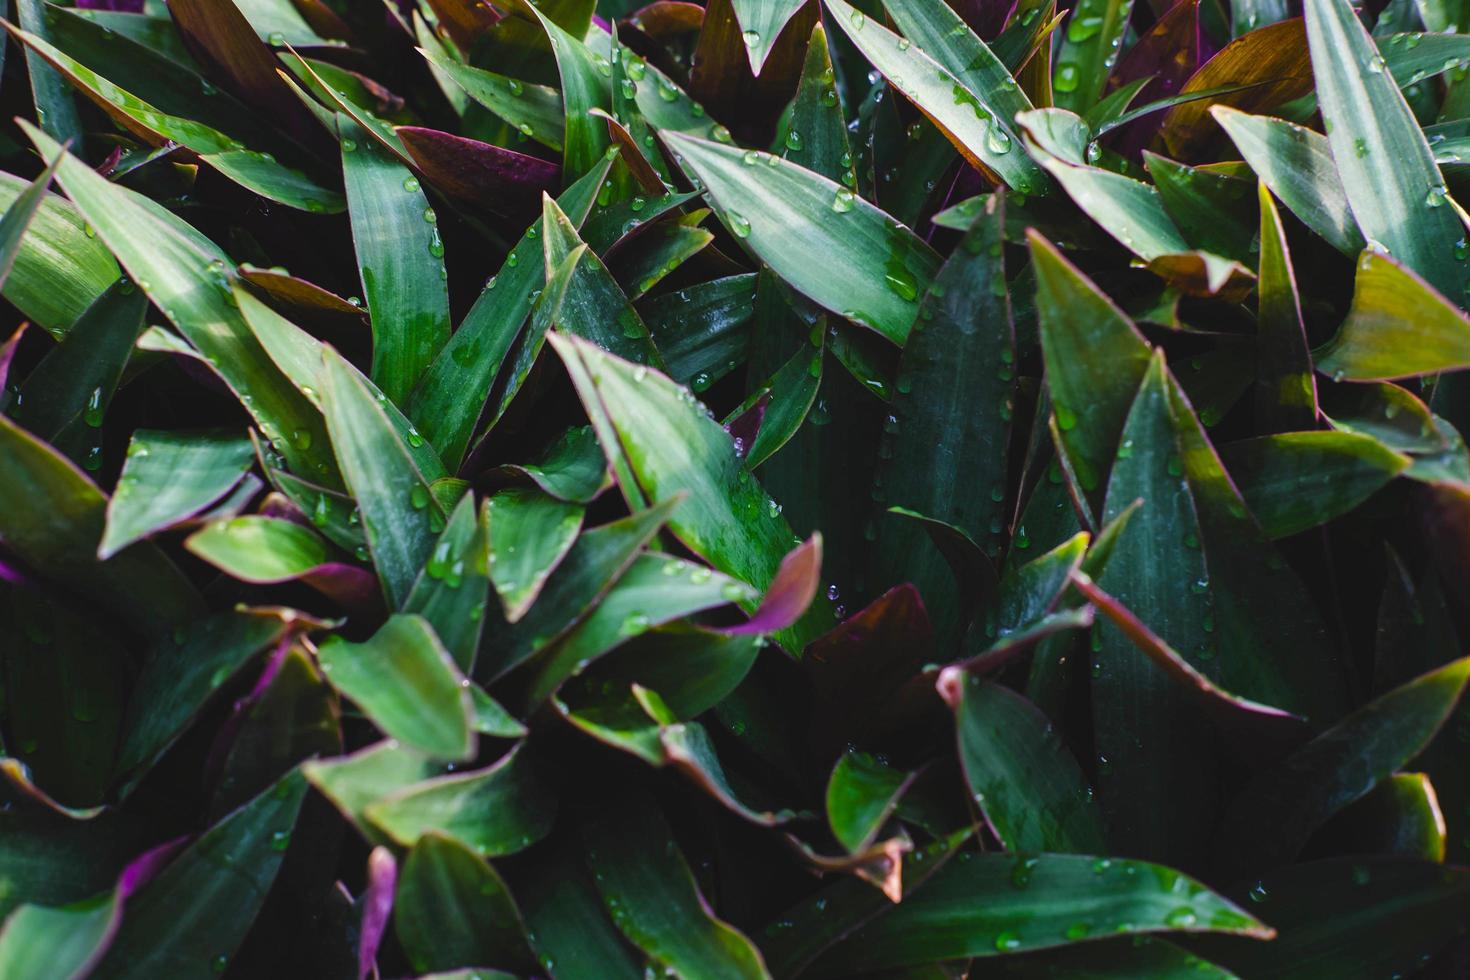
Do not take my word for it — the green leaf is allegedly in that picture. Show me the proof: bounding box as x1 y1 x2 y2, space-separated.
12 277 147 443
185 515 335 581
395 832 537 975
583 795 770 978
0 890 118 980
113 609 297 787
942 670 1106 854
779 22 856 186
90 772 307 979
1211 107 1365 255
1215 657 1470 874
98 430 254 559
740 336 823 470
364 745 555 856
1022 129 1191 261
1317 251 1470 381
318 614 474 761
541 195 662 363
521 552 756 705
477 499 676 680
1052 0 1136 112
15 0 83 149
304 740 440 840
662 133 940 345
339 114 450 403
420 51 565 151
809 852 1270 974
1305 0 1468 299
730 0 806 74
519 845 645 980
1030 231 1153 508
1144 152 1258 263
1324 771 1446 861
826 751 914 853
7 26 342 213
0 170 118 339
20 123 335 482
492 425 609 504
644 274 757 387
1191 857 1470 979
551 332 833 651
487 488 584 623
320 345 445 608
0 147 64 291
1322 381 1444 453
1220 431 1409 539
825 0 1046 195
873 195 1015 635
520 1 611 180
988 937 1239 978
0 412 201 639
1255 182 1319 431
407 152 614 470
403 493 493 672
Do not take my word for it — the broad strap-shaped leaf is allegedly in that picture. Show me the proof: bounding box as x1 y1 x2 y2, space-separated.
0 170 117 338
15 0 83 148
1030 231 1153 509
99 430 254 559
551 332 832 652
113 609 297 787
1052 0 1134 112
662 133 940 345
729 0 806 74
1192 857 1470 979
807 852 1270 974
320 346 445 608
1305 0 1469 300
522 553 756 705
582 794 770 978
419 50 565 151
826 751 915 854
491 426 609 504
872 195 1014 635
1317 251 1470 381
540 195 662 364
1145 152 1258 263
1220 431 1409 539
1255 182 1319 431
339 115 450 403
826 0 1046 194
741 336 823 470
645 274 758 387
779 22 856 187
21 123 335 481
12 277 147 442
364 745 555 856
1215 657 1470 874
303 740 442 841
940 669 1105 854
318 614 474 761
0 411 201 639
0 840 181 980
1022 125 1190 261
477 499 676 680
394 832 537 975
486 487 584 622
403 493 493 672
516 0 610 181
0 147 64 290
90 771 308 979
1212 107 1365 255
407 152 614 470
518 845 645 980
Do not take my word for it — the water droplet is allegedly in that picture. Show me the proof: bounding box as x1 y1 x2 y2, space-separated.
1055 63 1080 92
270 830 292 851
785 129 804 152
742 29 760 46
84 386 105 427
727 212 751 237
850 9 866 28
994 930 1022 951
410 485 430 510
267 31 285 44
832 187 855 212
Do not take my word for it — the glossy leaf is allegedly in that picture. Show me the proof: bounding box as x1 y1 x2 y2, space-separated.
0 170 118 338
1305 0 1468 300
403 493 493 672
662 133 940 345
395 832 537 975
941 669 1105 854
826 751 915 854
583 795 769 978
364 745 556 856
808 852 1271 974
318 614 474 761
99 430 254 559
1220 431 1409 538
1254 182 1319 431
1052 0 1135 112
1317 251 1470 381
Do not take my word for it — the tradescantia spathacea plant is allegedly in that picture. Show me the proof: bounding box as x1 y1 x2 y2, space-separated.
1 0 1470 975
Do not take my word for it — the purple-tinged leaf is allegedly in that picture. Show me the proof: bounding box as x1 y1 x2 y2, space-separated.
398 125 560 218
358 847 397 980
185 515 380 615
1106 0 1201 155
719 534 822 635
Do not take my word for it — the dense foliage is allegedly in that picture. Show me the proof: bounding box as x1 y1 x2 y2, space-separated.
1 0 1470 975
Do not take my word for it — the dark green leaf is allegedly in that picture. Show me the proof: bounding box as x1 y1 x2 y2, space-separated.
826 751 914 853
403 493 493 672
487 488 585 623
